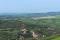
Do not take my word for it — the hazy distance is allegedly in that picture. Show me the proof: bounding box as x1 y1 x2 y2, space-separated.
0 0 60 13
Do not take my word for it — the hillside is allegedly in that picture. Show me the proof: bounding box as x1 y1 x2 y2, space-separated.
0 12 60 40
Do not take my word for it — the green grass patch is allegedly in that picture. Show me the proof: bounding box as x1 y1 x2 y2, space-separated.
52 36 60 40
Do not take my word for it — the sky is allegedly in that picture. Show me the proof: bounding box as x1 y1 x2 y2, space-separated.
0 0 60 13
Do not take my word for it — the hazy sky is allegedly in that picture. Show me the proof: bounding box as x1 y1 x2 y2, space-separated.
0 0 60 13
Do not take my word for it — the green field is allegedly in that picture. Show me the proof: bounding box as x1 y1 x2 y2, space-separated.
52 36 60 40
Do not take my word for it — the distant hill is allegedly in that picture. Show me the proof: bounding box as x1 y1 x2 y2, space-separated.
0 12 60 16
46 12 60 16
22 12 60 16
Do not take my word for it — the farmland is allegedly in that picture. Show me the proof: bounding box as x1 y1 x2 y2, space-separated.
0 12 60 40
